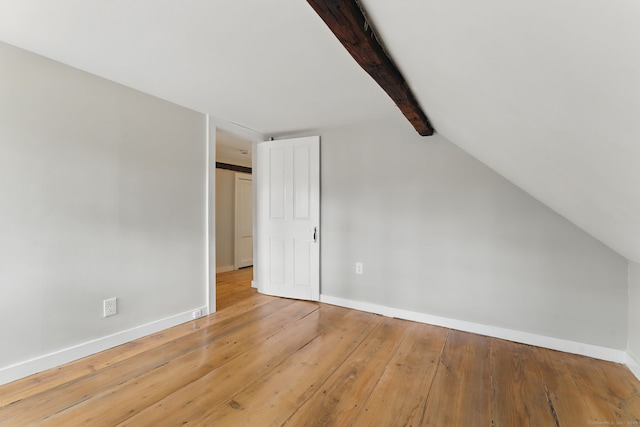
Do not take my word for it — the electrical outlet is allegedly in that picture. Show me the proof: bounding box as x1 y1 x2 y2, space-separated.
192 309 203 319
103 298 117 317
355 262 363 275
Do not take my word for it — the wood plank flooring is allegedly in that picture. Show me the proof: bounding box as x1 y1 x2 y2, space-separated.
1 268 640 426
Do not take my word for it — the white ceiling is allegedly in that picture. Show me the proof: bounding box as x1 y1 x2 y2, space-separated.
1 0 639 264
360 0 640 264
216 128 253 168
0 0 398 133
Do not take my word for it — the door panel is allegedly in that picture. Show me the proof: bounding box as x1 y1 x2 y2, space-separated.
234 173 253 269
294 239 311 287
269 238 286 285
269 147 285 219
294 145 311 219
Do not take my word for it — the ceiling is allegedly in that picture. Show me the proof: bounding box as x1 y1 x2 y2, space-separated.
0 0 398 133
360 0 640 265
216 128 253 168
1 0 639 264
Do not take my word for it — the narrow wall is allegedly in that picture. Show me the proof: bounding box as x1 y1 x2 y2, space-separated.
629 262 640 360
0 41 207 370
215 168 235 271
315 117 628 349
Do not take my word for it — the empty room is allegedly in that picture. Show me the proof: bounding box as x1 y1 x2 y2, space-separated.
1 1 640 425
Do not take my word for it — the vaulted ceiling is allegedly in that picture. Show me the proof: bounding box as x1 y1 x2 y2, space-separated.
1 0 639 264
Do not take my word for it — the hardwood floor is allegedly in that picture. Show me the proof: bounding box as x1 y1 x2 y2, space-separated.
1 268 640 426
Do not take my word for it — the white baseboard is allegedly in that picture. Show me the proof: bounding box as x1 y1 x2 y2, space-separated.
251 280 258 289
319 295 627 365
0 306 208 386
216 265 235 273
627 353 640 382
4 296 638 387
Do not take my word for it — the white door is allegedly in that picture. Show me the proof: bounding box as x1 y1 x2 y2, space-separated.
257 136 320 301
234 172 253 269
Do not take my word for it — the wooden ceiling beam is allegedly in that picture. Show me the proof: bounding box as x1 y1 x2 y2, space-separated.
307 0 434 136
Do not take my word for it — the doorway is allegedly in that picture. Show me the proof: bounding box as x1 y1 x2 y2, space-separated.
209 126 320 313
211 126 255 311
215 128 254 274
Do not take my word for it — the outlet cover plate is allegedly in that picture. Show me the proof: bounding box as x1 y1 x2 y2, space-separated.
104 297 117 317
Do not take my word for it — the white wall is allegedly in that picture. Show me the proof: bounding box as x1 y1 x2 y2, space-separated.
0 42 207 374
629 262 640 360
215 169 235 271
312 117 628 350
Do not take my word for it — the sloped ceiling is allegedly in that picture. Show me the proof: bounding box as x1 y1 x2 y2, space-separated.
360 0 640 265
0 0 639 263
